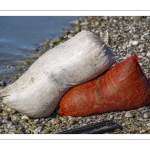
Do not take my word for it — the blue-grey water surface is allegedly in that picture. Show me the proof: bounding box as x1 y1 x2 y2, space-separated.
0 16 80 81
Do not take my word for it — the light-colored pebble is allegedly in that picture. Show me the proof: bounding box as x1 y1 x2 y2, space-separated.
146 51 150 57
143 113 149 119
125 111 133 118
131 41 139 46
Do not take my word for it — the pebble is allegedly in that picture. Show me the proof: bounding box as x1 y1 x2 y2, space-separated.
41 128 50 134
21 115 29 120
68 119 78 126
125 111 133 118
132 34 140 40
147 51 150 57
131 41 139 46
34 126 43 134
6 107 16 114
109 115 114 119
143 113 149 119
11 115 20 122
80 22 89 26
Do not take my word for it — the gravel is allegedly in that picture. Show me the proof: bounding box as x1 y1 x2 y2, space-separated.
1 16 150 134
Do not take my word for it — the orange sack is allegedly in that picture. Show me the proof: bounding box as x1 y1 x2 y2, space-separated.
59 53 150 116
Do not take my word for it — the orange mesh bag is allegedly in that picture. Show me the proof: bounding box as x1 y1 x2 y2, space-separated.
59 53 150 116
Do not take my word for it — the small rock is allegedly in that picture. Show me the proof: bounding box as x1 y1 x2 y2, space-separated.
146 51 150 57
34 126 43 134
140 129 147 134
86 118 91 123
80 22 89 26
33 119 40 124
67 34 74 39
109 115 114 119
41 128 50 134
7 122 13 128
6 107 16 114
125 111 133 118
52 36 63 45
68 119 78 126
28 126 36 133
21 115 29 120
50 118 55 124
121 123 126 126
143 113 149 119
132 34 140 40
131 41 139 46
11 115 20 122
74 25 81 32
95 21 99 26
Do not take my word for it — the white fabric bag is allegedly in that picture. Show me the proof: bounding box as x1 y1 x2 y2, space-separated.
0 31 114 118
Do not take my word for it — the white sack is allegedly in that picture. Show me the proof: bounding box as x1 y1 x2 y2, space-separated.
0 31 114 118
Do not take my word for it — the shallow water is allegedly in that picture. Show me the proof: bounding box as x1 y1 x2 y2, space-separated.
0 16 80 81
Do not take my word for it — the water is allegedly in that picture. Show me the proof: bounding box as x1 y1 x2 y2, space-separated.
0 16 80 81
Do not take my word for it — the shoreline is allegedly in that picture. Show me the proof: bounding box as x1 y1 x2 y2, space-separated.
1 16 150 134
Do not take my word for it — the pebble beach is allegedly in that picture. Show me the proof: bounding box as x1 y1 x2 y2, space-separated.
1 16 150 134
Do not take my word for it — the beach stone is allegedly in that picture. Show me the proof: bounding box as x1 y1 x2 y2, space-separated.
41 128 50 134
33 119 40 124
21 115 30 120
132 34 140 40
11 115 20 122
86 118 92 123
52 36 63 45
143 113 149 119
109 115 114 119
80 22 89 26
131 41 139 46
146 51 150 57
125 111 133 118
34 126 43 134
6 107 16 114
68 119 78 126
